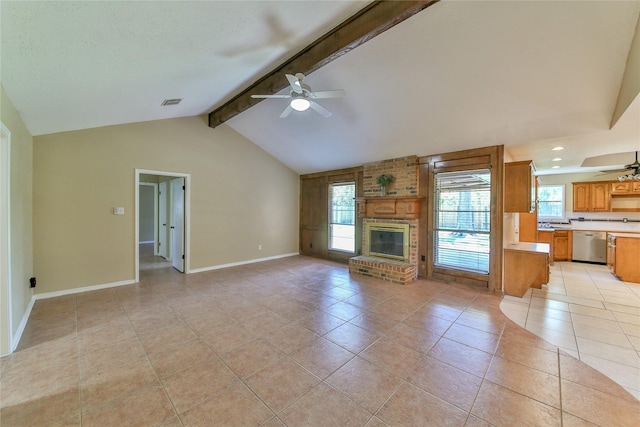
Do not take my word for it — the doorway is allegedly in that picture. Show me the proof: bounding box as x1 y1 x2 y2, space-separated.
135 170 190 282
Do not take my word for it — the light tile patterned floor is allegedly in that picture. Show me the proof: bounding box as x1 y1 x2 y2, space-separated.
1 256 638 426
500 261 640 399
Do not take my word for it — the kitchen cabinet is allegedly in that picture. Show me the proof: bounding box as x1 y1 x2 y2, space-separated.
505 161 535 213
572 182 610 212
504 242 550 297
537 230 554 265
611 181 640 195
607 233 640 283
553 230 571 261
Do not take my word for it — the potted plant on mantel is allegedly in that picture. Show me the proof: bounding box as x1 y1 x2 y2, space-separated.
376 174 394 197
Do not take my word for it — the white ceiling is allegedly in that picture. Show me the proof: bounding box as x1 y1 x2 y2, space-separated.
2 1 639 176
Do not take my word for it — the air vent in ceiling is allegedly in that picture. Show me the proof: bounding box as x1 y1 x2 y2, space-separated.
161 98 182 106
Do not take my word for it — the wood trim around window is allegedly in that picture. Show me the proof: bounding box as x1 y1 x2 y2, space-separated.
418 145 504 294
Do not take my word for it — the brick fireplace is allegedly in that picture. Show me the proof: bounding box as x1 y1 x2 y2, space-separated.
348 156 422 285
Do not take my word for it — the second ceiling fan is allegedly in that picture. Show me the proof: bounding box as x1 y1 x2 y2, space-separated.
251 73 345 118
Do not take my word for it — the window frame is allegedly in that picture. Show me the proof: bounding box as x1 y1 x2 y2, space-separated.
537 184 565 220
328 181 356 253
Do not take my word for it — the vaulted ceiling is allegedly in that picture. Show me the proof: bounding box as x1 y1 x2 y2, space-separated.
2 1 639 175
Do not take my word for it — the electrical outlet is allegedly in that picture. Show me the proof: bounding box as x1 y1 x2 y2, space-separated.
258 244 262 251
29 277 36 288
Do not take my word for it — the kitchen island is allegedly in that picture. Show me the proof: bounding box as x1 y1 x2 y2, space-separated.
504 242 550 297
607 233 640 283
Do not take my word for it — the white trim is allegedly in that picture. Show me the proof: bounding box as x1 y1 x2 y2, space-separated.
34 279 137 300
6 296 34 355
135 169 191 282
190 253 299 274
0 122 12 356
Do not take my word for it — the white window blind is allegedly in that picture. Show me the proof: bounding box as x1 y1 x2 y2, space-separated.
434 169 491 274
329 183 355 252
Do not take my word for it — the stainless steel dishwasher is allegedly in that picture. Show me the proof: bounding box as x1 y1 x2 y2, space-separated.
572 231 607 264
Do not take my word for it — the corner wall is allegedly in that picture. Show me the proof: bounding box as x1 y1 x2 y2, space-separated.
1 84 34 355
33 116 299 294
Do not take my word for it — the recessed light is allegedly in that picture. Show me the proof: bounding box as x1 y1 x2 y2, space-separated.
161 99 182 106
552 158 562 162
552 146 565 151
552 165 560 169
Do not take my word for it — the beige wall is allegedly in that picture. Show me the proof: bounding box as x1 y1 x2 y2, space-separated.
139 184 155 242
1 84 34 355
33 116 299 294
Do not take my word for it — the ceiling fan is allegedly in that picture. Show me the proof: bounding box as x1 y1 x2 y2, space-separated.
600 151 640 180
251 73 345 118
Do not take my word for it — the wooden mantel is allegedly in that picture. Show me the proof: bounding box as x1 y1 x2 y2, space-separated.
355 196 424 219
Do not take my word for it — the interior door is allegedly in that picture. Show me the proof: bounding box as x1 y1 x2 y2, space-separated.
170 178 185 272
158 181 168 259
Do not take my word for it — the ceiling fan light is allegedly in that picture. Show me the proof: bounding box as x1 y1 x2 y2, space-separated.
290 98 310 111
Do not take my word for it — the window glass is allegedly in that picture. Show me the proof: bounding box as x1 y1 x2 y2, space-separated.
329 183 355 252
434 170 491 274
538 185 564 219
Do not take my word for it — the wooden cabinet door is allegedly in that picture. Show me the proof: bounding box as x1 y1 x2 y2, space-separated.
519 211 538 243
505 161 534 213
573 183 590 211
591 182 610 212
611 182 631 194
633 182 640 194
554 236 568 261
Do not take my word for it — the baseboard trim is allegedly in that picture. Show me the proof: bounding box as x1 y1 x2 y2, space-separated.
34 279 137 300
190 253 299 274
5 295 35 356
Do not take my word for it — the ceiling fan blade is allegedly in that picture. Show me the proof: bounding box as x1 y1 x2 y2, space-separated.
309 101 332 118
251 94 290 99
285 74 302 93
312 89 346 99
279 105 293 118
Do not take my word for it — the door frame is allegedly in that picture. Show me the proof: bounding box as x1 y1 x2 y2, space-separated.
1 122 12 355
135 169 191 283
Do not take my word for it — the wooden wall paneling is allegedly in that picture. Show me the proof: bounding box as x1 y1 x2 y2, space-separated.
300 166 362 262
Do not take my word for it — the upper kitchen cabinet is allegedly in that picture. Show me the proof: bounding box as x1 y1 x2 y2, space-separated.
505 160 535 213
611 181 640 195
572 182 610 212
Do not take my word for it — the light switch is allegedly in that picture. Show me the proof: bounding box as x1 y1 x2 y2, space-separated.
113 207 125 215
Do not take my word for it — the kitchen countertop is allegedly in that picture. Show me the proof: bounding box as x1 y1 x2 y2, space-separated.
505 242 550 254
608 232 640 238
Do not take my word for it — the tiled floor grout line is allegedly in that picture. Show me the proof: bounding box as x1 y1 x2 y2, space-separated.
557 348 564 427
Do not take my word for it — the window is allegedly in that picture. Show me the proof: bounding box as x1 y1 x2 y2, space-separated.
329 182 355 252
433 170 491 274
538 185 564 219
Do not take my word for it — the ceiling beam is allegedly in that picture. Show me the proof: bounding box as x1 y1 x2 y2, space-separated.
208 0 440 128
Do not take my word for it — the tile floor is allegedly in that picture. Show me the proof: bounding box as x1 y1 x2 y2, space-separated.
1 256 638 426
500 261 640 399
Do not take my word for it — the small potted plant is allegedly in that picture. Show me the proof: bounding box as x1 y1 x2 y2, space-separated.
376 174 394 196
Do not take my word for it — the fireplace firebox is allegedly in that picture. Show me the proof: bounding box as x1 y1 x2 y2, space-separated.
365 222 410 262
